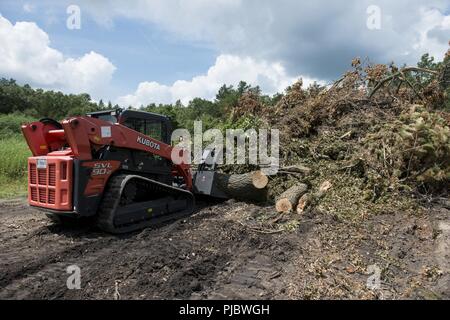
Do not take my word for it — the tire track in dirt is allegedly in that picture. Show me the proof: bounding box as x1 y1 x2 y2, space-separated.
0 198 448 299
0 236 114 290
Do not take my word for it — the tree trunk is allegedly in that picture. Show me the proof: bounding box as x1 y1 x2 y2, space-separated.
215 170 269 203
275 184 308 213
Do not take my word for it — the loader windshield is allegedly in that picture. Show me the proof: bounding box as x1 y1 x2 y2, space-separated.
123 118 163 141
86 110 119 124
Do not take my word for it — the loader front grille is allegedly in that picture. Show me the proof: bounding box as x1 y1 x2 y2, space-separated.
30 164 37 184
30 186 38 202
38 169 47 185
28 157 73 211
49 164 56 186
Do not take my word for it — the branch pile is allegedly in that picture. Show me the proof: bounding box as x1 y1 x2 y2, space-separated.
223 48 449 223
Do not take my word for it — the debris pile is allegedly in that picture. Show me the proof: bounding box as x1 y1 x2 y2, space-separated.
226 52 450 229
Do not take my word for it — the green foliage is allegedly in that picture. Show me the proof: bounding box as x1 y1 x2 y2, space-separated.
363 105 450 190
0 113 36 136
418 53 442 71
0 175 27 198
0 135 30 198
0 78 112 120
142 81 274 133
222 114 263 131
416 53 450 109
0 135 30 179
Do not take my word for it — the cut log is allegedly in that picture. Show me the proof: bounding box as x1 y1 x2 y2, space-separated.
297 180 332 214
251 170 269 189
215 170 269 202
275 184 308 213
297 193 311 213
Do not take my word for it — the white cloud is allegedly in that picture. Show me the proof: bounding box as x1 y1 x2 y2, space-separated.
0 15 116 97
3 1 449 104
116 54 321 106
412 7 450 59
80 0 450 80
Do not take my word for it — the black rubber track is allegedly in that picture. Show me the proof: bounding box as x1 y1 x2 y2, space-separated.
97 174 195 233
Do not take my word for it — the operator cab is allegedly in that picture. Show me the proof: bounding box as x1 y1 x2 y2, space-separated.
87 109 172 144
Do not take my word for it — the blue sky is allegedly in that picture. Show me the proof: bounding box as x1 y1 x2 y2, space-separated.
0 0 449 106
0 0 218 99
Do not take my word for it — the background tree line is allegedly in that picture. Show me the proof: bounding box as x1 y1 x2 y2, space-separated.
0 78 281 135
0 53 448 137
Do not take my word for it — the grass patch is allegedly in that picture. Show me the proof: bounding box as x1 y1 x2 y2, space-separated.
0 113 35 136
0 135 30 198
0 176 28 198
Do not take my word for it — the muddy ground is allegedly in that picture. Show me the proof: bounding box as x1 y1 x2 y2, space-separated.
0 197 448 300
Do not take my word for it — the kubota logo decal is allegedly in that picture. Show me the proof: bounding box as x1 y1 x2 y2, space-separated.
137 136 161 150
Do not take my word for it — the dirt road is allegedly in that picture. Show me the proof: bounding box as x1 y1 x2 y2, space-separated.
0 197 448 299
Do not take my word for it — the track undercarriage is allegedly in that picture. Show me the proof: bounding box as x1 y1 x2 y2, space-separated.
97 174 195 233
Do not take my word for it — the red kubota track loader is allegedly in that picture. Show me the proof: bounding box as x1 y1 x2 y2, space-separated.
21 109 224 233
